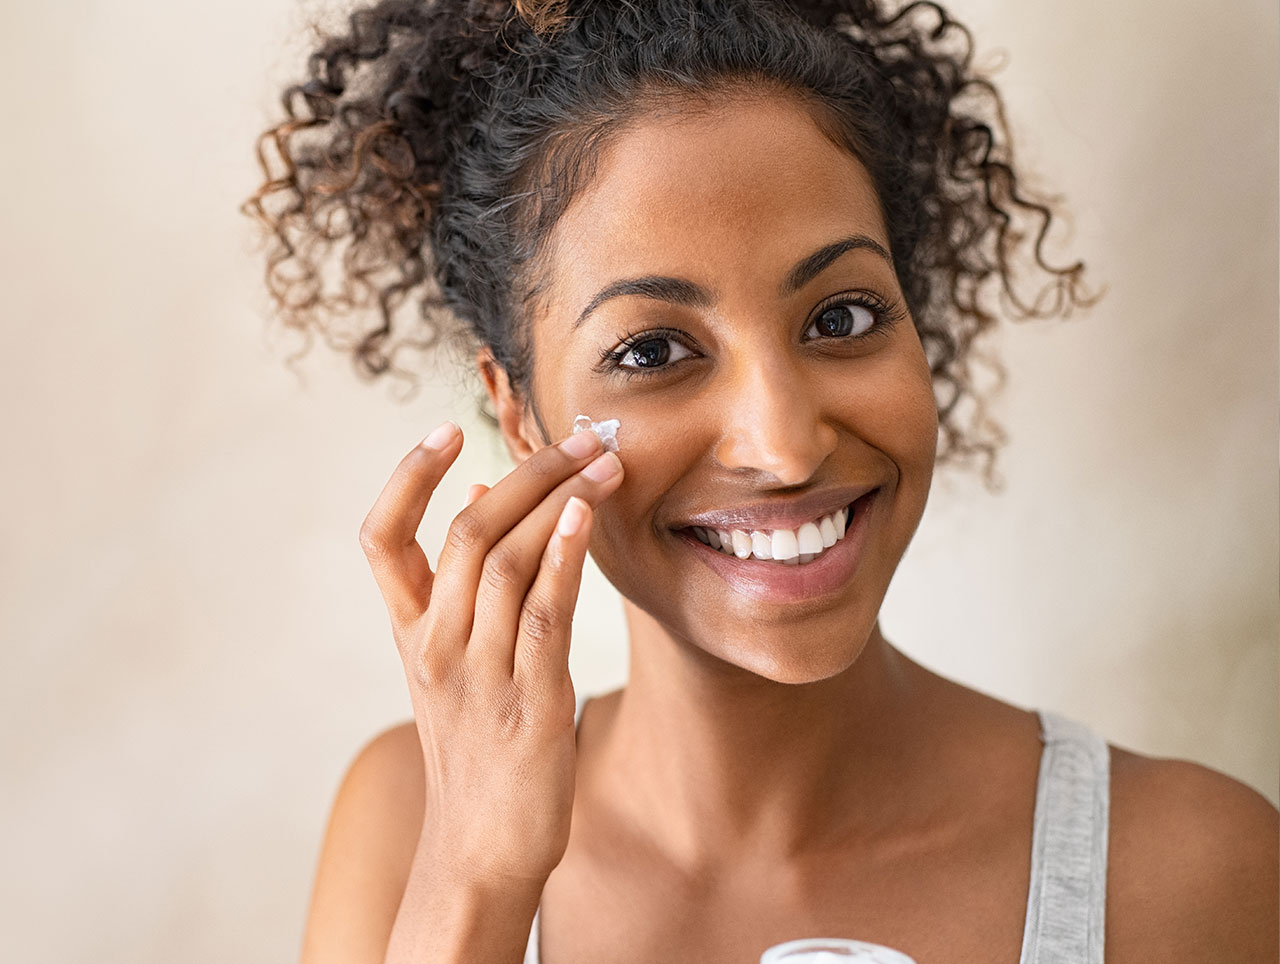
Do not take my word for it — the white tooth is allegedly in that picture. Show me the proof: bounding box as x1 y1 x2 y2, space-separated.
834 506 847 539
797 522 823 555
731 530 753 559
750 531 772 560
818 516 837 548
799 552 816 564
693 526 709 545
771 528 799 561
717 529 733 549
705 528 722 549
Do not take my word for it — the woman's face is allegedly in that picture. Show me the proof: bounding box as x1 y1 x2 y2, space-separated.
515 93 938 684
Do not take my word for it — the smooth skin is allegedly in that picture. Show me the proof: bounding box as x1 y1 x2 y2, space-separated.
301 92 1278 964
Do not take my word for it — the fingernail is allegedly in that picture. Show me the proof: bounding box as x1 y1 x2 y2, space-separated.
557 496 589 537
560 430 600 458
580 451 622 483
421 421 459 451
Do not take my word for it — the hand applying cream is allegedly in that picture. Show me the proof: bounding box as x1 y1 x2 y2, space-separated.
572 414 621 453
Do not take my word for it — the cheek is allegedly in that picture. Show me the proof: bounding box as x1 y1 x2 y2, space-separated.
532 380 700 562
584 402 697 552
853 333 940 471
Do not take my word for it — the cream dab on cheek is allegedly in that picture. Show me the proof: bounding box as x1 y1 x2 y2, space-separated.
572 414 621 453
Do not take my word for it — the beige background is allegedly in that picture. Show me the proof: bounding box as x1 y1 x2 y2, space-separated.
2 0 1276 961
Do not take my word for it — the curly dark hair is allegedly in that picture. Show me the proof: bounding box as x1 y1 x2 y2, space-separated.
243 0 1096 480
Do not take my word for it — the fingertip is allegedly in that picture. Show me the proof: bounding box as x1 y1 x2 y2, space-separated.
556 495 591 539
559 429 602 459
465 482 489 506
580 451 623 484
420 420 462 452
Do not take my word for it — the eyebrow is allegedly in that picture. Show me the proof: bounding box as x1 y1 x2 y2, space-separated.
571 233 893 330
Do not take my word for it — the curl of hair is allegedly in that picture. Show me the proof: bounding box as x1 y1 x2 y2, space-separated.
243 0 1098 483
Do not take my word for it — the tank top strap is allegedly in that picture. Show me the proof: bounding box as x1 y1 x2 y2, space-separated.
523 692 591 964
1018 709 1110 964
524 906 541 964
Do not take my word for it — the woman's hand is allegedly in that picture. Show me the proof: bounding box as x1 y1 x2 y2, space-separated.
357 421 623 892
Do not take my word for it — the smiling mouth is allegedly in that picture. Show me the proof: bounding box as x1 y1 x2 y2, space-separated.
681 493 873 566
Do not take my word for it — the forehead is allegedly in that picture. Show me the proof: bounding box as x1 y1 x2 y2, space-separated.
538 93 891 317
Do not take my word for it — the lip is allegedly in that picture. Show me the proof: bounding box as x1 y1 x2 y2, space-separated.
679 489 880 605
671 484 877 533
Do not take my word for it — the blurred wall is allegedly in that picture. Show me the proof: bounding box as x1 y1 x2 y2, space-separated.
1 0 1275 961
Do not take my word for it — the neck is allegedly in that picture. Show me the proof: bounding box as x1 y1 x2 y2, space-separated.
585 602 946 872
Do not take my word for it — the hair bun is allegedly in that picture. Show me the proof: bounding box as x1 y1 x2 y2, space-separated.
513 0 571 38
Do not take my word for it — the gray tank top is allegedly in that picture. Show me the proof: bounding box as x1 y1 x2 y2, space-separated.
524 696 1109 964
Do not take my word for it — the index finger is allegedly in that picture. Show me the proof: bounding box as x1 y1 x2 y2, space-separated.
358 421 464 628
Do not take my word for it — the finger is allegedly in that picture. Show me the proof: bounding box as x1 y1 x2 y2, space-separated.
466 450 622 676
428 429 604 628
358 421 463 630
465 483 489 506
513 496 593 687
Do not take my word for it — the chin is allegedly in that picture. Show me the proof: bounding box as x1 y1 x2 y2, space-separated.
631 591 880 685
720 643 867 685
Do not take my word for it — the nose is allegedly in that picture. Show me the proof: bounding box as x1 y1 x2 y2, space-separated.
712 352 838 486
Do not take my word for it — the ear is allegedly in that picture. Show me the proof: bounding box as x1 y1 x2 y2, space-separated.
477 347 541 464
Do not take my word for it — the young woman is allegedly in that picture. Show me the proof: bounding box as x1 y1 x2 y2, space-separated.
245 1 1279 961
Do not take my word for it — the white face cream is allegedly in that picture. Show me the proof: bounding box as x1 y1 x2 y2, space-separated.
759 939 917 964
572 414 621 453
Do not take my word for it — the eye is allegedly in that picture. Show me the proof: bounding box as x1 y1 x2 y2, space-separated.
615 334 695 370
804 302 877 340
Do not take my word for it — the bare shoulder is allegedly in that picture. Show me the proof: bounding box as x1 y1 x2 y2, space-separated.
1107 745 1278 964
299 720 425 964
336 719 426 819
